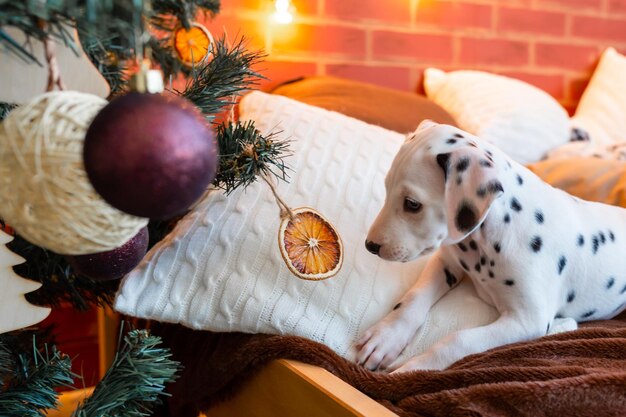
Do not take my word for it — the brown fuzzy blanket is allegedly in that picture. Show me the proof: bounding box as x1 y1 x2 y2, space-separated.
150 311 626 417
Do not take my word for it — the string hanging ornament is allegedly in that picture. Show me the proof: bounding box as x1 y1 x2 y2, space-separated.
259 146 343 281
82 6 218 220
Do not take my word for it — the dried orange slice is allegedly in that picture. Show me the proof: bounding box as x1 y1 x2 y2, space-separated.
173 23 214 66
279 207 343 281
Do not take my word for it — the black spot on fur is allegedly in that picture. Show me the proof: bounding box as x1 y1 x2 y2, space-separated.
609 231 615 242
546 323 550 333
516 174 523 185
469 240 478 250
393 303 402 310
530 236 542 252
511 197 522 212
455 201 478 232
493 242 501 253
600 232 606 244
475 263 481 273
555 313 564 319
567 291 575 303
460 259 470 271
480 256 486 266
486 150 493 157
490 260 495 267
458 242 468 252
607 277 615 289
535 210 544 224
488 270 494 278
436 153 451 181
581 309 596 319
504 214 511 223
558 256 567 275
444 268 458 287
577 235 584 247
454 133 464 138
479 159 493 168
488 180 503 194
504 279 515 286
476 180 503 198
456 157 470 173
621 284 626 295
592 236 599 254
570 127 590 142
446 138 457 144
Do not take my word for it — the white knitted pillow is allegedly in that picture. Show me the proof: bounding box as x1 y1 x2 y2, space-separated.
571 48 626 146
424 68 570 165
114 92 498 365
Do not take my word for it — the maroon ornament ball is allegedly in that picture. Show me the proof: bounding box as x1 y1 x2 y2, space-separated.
84 92 217 219
65 226 149 281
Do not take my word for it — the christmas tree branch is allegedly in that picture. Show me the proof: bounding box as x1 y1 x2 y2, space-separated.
214 120 291 194
0 102 16 120
180 34 266 120
152 0 220 30
0 337 74 417
4 232 119 311
0 0 222 85
72 329 180 417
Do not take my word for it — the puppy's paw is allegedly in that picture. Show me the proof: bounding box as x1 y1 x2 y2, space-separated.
391 352 446 373
548 317 577 335
355 318 414 371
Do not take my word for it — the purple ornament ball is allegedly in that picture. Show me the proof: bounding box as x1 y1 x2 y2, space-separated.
65 227 149 281
84 92 217 219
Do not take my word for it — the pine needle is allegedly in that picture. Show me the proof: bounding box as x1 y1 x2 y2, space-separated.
72 329 180 417
0 337 74 417
180 34 266 120
214 120 291 194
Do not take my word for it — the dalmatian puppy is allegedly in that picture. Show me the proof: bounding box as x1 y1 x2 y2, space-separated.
356 120 626 373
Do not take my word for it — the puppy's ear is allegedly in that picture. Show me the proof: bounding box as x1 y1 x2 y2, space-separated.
405 119 439 143
416 119 437 132
438 145 504 244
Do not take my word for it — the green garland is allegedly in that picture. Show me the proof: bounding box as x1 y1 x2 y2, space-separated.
0 328 179 416
216 120 291 194
181 35 267 119
72 329 180 417
0 335 74 417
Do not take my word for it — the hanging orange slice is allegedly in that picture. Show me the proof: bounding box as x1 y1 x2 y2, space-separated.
173 23 214 66
279 207 343 281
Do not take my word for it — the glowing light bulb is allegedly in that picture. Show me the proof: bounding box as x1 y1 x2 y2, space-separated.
274 0 294 24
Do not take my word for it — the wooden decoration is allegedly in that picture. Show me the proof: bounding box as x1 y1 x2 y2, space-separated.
0 229 50 334
0 25 110 104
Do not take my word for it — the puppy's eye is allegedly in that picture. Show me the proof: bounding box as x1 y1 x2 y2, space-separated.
404 198 423 213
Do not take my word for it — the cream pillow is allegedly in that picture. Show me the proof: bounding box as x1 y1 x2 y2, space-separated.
114 92 498 366
424 68 570 165
571 48 626 146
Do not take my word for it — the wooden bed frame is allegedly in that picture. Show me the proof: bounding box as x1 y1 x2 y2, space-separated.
54 360 397 417
206 359 398 417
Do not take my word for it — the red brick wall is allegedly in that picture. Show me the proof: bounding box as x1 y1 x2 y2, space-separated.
206 0 626 112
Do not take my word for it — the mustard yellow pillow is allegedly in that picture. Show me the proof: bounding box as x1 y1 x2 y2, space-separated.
528 157 626 207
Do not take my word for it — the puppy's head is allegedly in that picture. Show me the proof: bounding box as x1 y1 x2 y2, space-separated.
365 120 504 262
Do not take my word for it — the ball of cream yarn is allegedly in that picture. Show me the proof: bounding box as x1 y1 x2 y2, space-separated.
0 91 148 255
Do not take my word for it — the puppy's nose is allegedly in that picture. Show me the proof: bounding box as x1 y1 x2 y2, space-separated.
365 240 381 255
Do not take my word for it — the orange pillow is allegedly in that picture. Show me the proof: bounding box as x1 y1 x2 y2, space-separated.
271 76 457 133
